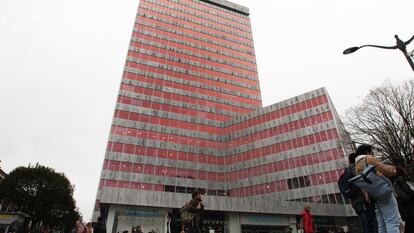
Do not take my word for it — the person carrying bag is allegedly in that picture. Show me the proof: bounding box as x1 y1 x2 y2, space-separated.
348 144 402 233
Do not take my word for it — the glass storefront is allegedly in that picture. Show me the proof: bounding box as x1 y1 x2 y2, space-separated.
106 205 352 233
113 207 167 233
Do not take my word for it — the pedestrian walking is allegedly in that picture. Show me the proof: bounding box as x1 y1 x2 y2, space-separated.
390 167 414 233
93 217 107 233
339 153 377 233
353 144 402 233
300 205 313 233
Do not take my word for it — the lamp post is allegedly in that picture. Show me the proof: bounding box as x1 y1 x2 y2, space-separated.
343 34 414 72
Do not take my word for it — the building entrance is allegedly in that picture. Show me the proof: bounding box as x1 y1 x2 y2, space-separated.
241 225 290 233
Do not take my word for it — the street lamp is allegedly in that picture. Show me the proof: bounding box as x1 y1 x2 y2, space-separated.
343 34 414 72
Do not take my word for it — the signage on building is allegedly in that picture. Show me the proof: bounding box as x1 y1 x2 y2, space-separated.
122 207 163 218
240 213 289 226
296 215 335 225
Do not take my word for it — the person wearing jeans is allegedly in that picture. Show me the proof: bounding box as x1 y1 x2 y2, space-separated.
375 194 401 233
348 153 378 233
355 144 402 233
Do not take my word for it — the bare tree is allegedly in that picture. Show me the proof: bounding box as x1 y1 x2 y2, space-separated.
344 80 414 178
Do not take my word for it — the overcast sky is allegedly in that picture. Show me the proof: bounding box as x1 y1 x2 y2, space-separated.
0 0 413 221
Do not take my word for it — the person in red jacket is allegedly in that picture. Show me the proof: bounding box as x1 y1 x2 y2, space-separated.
301 205 314 233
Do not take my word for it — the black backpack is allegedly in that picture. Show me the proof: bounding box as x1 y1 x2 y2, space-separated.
338 166 359 198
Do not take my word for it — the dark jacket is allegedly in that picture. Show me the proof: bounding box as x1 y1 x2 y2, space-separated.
93 220 107 233
168 219 181 233
187 198 204 228
348 165 366 206
393 176 414 220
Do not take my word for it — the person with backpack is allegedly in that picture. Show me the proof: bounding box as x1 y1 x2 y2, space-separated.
390 167 414 233
353 144 403 233
338 153 377 233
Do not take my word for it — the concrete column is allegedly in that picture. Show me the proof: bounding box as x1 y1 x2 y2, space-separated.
106 205 117 233
226 212 241 233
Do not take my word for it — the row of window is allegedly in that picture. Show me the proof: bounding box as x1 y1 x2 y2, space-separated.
112 110 328 145
106 144 226 165
131 35 257 73
109 122 340 165
133 25 254 67
126 52 259 94
112 106 337 146
125 53 260 99
288 193 350 205
118 95 233 122
109 118 338 156
130 40 256 80
143 0 251 34
134 27 256 64
140 2 252 41
119 86 243 117
117 100 231 125
229 169 342 197
110 134 225 156
230 111 333 143
122 71 259 109
105 134 343 174
113 117 220 142
225 90 327 125
194 0 250 19
111 110 333 146
110 111 335 153
104 143 344 180
100 179 229 197
105 142 343 178
225 108 332 140
137 12 253 52
119 87 251 117
120 79 254 113
125 58 258 101
114 109 223 133
128 45 257 82
227 128 339 157
124 66 258 105
227 148 344 181
225 95 329 128
116 96 226 126
99 169 342 198
113 95 332 139
136 18 254 56
167 0 250 25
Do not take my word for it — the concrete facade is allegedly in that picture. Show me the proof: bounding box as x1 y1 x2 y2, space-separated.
94 0 356 232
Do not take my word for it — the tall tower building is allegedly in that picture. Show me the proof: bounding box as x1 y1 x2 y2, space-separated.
95 0 356 232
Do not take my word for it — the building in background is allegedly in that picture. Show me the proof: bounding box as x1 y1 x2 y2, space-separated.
94 0 356 232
